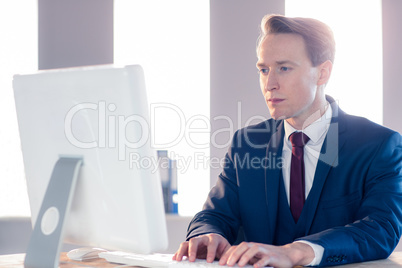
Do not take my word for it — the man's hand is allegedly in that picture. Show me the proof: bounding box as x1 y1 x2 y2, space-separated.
218 241 315 268
172 233 231 263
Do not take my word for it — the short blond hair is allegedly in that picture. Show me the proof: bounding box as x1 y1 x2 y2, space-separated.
257 14 335 66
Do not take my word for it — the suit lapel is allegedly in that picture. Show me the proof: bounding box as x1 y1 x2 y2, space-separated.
302 98 348 234
265 120 285 242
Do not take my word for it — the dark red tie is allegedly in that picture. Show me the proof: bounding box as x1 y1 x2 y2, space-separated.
289 132 310 223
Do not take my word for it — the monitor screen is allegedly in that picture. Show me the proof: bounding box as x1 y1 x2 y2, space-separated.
13 65 168 264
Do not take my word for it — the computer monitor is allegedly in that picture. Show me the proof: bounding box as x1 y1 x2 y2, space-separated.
13 65 168 268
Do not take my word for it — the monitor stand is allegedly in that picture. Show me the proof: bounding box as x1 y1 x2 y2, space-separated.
24 156 83 268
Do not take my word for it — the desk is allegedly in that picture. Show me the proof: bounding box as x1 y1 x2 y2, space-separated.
1 252 402 267
0 253 124 267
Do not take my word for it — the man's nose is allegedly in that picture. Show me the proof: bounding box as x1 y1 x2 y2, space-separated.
264 71 278 92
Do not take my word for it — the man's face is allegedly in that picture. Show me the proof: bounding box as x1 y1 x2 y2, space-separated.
256 33 325 128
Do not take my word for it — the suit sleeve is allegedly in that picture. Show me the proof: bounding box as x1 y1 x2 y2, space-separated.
300 132 402 266
186 130 242 244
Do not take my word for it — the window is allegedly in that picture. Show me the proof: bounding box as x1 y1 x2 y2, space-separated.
114 0 210 215
0 1 37 217
286 0 383 124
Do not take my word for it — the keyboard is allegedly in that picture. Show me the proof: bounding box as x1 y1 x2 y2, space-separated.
99 251 258 268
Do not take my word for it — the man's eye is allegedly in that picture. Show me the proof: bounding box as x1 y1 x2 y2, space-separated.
259 68 269 75
280 66 290 72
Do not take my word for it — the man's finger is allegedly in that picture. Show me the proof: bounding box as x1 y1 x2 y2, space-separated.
253 256 271 268
237 244 263 266
219 245 237 265
226 242 252 266
173 241 189 261
206 237 220 263
188 236 206 262
216 240 231 259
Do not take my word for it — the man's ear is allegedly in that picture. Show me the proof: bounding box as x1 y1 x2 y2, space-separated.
317 60 333 86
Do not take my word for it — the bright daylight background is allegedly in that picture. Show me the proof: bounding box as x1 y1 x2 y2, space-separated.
0 1 36 217
286 0 383 124
0 0 382 217
114 0 210 215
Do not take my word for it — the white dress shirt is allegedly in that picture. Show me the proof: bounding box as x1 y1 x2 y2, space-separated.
281 103 332 266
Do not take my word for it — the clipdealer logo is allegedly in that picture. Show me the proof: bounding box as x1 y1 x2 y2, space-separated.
63 100 339 171
64 101 150 161
63 101 268 172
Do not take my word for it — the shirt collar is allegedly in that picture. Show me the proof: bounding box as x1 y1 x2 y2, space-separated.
284 102 332 144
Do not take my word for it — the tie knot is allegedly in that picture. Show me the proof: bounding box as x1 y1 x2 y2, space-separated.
289 132 310 148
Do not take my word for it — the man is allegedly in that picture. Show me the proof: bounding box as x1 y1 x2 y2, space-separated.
173 15 402 267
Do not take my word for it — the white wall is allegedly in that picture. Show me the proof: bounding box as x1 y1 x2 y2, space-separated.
38 0 113 69
209 0 285 187
0 217 31 254
383 0 402 252
382 0 402 134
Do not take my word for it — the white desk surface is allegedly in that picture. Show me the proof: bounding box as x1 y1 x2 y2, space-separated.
0 251 401 267
337 251 402 267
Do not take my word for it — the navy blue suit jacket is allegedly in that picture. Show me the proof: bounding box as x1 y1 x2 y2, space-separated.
187 97 402 266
